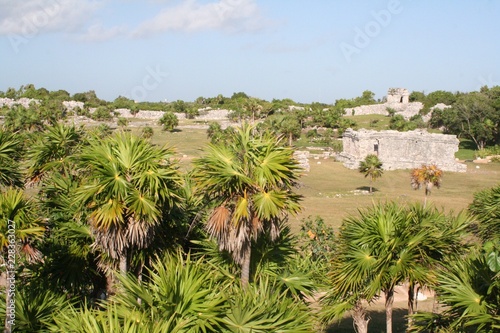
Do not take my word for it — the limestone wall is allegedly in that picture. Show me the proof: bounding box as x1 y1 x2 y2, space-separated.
345 101 424 120
337 128 466 172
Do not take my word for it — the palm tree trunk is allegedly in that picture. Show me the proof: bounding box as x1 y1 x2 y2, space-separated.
119 249 128 276
407 282 415 328
352 300 370 333
241 245 251 287
385 288 394 333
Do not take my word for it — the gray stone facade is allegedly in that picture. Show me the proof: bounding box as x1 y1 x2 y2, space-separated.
345 88 422 120
337 128 466 172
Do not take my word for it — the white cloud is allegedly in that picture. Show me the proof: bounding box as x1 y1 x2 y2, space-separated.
78 23 127 42
132 0 263 37
0 0 100 36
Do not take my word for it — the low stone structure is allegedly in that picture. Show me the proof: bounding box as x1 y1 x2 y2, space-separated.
386 88 410 103
345 88 423 120
337 128 466 172
293 151 310 172
0 97 39 108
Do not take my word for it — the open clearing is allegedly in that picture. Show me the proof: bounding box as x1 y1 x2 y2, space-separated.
133 123 500 232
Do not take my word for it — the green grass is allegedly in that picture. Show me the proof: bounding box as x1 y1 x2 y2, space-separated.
456 139 478 160
138 123 500 234
345 114 392 131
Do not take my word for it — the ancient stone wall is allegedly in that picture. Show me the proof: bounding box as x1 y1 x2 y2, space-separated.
337 128 466 172
345 101 423 120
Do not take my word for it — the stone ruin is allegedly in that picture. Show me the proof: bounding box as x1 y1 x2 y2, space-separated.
337 128 467 172
344 88 423 120
386 87 410 103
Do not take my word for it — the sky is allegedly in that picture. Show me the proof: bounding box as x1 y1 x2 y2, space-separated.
0 0 499 104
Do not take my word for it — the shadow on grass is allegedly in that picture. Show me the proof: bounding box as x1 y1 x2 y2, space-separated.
459 139 476 150
326 308 408 333
355 186 379 193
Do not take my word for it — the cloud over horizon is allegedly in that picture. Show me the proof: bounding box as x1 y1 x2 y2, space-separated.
0 0 100 36
132 0 264 37
0 0 267 42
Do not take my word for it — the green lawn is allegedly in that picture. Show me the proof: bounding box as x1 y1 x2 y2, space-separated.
135 122 500 233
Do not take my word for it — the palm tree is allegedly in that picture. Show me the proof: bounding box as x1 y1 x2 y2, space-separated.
358 154 383 193
192 123 302 286
404 204 472 328
0 188 45 333
75 133 182 284
411 164 443 207
468 184 500 242
329 202 433 333
27 123 84 184
0 130 23 188
411 247 500 332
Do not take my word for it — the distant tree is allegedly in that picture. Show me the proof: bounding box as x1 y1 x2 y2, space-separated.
453 92 498 150
90 106 113 121
207 122 223 143
72 90 107 108
158 111 178 131
5 88 17 99
112 96 134 109
231 92 249 100
356 90 377 105
409 91 426 102
129 104 140 116
243 98 263 124
358 154 383 193
425 90 457 107
141 126 154 139
49 89 71 101
411 164 443 207
278 115 302 146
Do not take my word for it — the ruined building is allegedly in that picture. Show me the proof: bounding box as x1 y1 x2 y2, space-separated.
386 87 410 103
344 88 423 120
337 128 467 172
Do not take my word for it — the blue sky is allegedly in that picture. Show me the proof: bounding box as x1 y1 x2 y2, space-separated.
1 0 499 104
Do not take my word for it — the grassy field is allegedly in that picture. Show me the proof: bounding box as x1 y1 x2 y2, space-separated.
135 121 499 233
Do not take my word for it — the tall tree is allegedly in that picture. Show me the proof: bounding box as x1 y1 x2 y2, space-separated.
358 154 384 193
75 133 182 284
327 202 439 333
192 123 302 286
410 164 443 208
